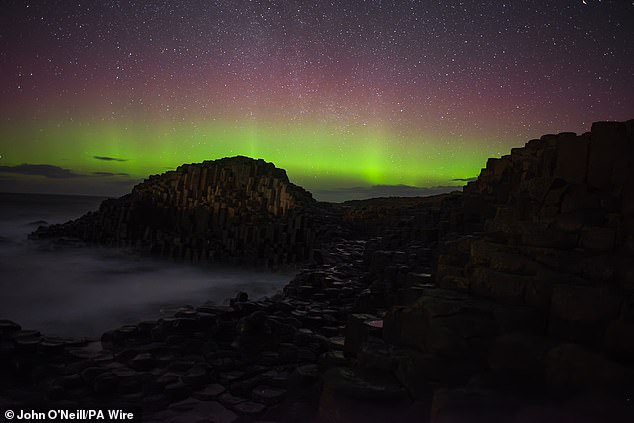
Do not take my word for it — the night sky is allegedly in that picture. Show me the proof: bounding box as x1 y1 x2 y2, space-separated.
1 1 633 198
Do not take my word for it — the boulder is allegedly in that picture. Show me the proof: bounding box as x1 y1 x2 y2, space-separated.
343 314 381 357
234 311 272 353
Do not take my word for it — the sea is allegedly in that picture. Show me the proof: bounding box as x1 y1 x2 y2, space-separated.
0 192 292 338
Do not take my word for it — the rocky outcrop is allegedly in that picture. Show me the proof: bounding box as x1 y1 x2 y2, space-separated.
31 156 344 267
436 121 634 350
9 120 634 421
364 120 634 420
341 193 464 244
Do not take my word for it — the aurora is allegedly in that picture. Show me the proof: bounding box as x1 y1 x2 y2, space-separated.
1 1 633 198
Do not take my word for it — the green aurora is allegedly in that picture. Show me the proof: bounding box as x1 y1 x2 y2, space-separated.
0 119 494 193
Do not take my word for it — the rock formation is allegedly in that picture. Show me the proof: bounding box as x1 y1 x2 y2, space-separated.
5 120 633 422
437 121 634 350
31 156 343 267
375 120 634 421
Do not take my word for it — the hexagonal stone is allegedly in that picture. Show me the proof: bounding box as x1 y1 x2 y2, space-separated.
141 393 171 412
181 365 209 387
59 374 84 389
0 320 21 336
218 392 246 406
193 383 227 401
164 380 191 401
38 338 66 354
156 372 180 386
231 401 266 416
219 370 244 384
130 353 155 371
92 372 118 394
252 385 286 405
80 367 107 384
294 364 319 383
155 400 238 423
329 336 345 350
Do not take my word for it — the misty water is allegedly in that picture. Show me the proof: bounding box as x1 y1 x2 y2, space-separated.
0 193 293 338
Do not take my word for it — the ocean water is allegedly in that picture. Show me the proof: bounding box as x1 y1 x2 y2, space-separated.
0 192 293 338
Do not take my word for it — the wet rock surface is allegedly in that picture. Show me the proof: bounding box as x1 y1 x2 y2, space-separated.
3 121 634 422
0 239 372 422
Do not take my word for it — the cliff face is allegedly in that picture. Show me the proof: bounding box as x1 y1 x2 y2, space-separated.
33 156 340 266
370 121 634 420
436 120 634 350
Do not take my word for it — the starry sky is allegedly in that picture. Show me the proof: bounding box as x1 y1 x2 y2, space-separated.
0 0 633 199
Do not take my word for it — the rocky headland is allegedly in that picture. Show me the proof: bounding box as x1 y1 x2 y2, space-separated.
2 120 634 422
30 156 344 268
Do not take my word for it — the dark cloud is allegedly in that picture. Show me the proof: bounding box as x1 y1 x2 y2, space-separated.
92 172 130 177
312 184 460 203
451 177 478 182
93 156 127 162
0 164 81 179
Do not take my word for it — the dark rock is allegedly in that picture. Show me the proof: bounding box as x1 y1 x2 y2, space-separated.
545 343 633 394
231 400 266 416
604 320 634 361
230 375 265 397
59 374 84 389
318 367 411 423
234 311 272 353
291 364 320 385
80 367 107 384
129 352 155 370
430 387 520 423
319 351 349 371
181 364 210 387
160 399 239 423
231 291 249 304
92 372 119 394
549 284 622 345
277 342 299 363
251 385 287 405
219 371 245 385
218 392 247 406
321 367 408 401
487 333 552 385
31 156 337 267
164 380 191 401
343 313 381 357
193 383 227 400
0 320 21 336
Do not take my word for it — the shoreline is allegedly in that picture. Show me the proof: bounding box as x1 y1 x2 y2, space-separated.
0 239 373 422
2 121 634 422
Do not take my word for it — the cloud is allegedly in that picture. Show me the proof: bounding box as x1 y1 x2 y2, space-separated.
451 177 477 182
312 184 461 203
92 171 130 177
93 156 127 162
0 164 82 179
